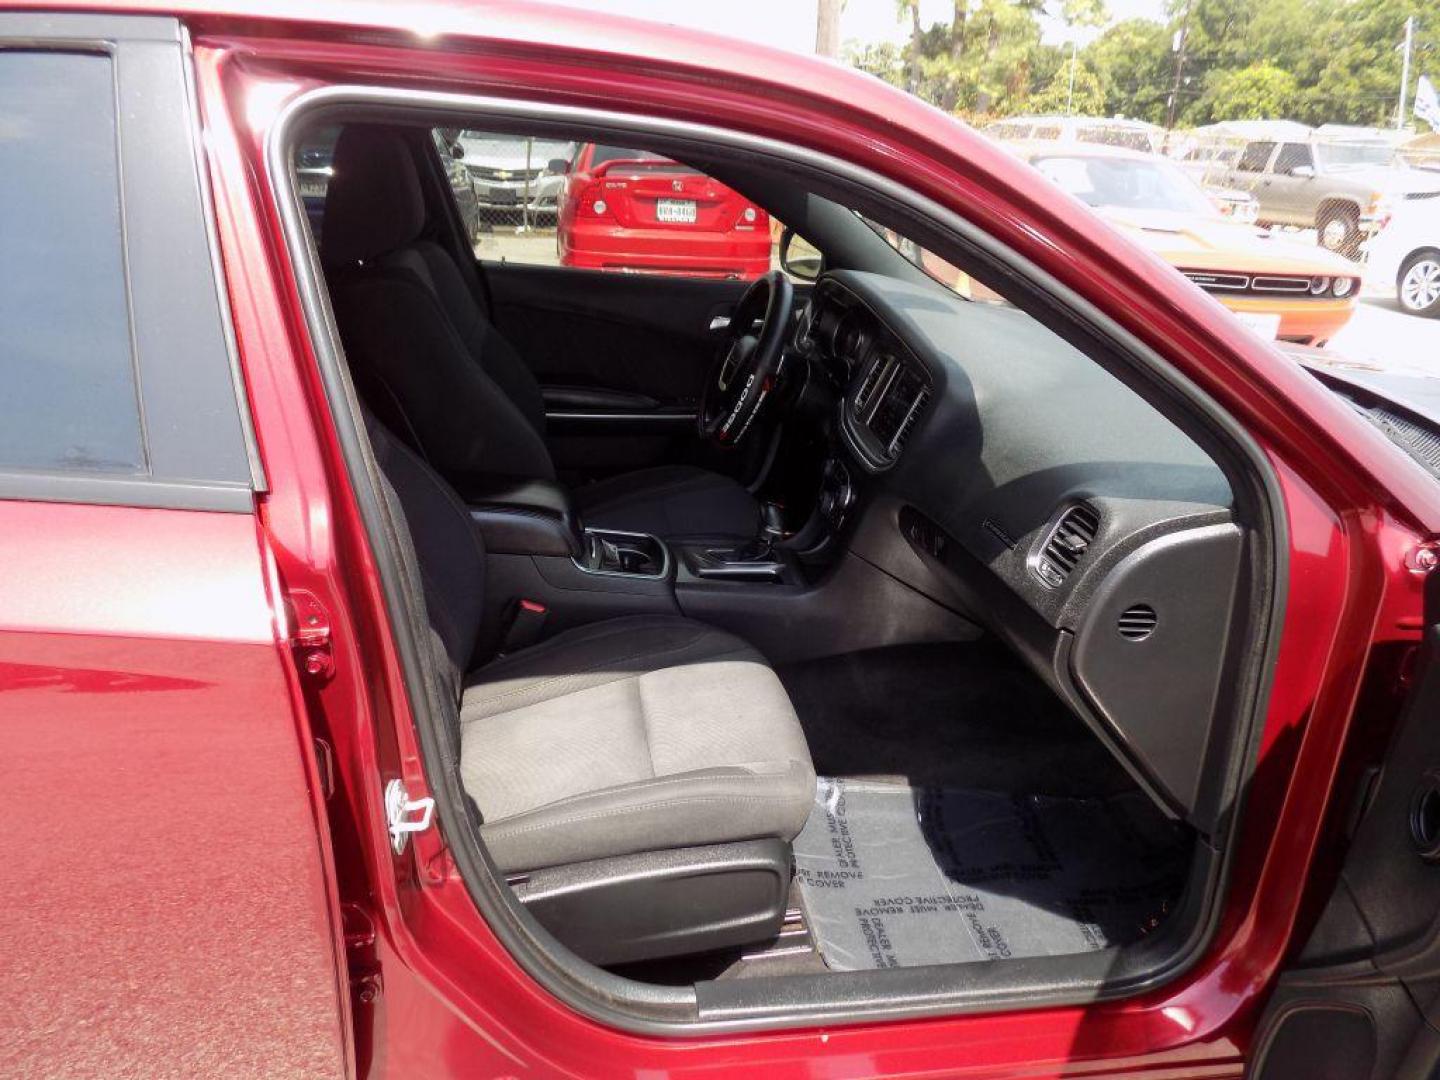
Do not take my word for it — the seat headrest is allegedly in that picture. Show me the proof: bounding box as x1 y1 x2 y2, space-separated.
320 125 427 267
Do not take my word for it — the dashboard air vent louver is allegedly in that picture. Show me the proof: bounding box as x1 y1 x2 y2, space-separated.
852 356 888 413
887 387 931 456
1033 503 1100 587
1118 603 1158 641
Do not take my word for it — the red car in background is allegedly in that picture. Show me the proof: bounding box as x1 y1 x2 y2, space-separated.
557 143 771 278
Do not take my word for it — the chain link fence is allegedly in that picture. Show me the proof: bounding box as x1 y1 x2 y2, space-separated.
440 131 566 267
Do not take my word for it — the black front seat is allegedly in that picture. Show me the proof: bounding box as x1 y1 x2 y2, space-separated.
365 408 815 963
319 125 759 541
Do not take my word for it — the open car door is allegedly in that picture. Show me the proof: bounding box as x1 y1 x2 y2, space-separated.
1251 568 1440 1079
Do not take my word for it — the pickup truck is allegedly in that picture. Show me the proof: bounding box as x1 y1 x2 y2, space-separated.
1212 136 1440 256
6 5 1440 1079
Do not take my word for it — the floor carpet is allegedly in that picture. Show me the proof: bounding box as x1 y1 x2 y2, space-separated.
778 642 1139 797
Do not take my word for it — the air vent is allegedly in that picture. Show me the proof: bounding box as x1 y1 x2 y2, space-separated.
1118 604 1158 641
887 387 931 456
852 356 889 413
1033 503 1100 587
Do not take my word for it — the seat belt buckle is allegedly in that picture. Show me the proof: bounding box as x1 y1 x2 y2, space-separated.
500 599 548 655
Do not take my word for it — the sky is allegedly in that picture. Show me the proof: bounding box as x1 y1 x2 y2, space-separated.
574 0 1170 53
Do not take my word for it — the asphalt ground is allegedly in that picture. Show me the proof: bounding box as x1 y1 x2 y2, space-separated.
1331 297 1440 378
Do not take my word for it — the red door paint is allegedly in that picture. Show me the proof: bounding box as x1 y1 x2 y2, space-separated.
0 500 348 1078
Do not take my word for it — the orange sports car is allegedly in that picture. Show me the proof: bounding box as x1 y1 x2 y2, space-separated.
1013 142 1359 346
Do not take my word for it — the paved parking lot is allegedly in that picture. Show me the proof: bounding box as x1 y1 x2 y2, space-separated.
1330 297 1440 378
1273 225 1439 378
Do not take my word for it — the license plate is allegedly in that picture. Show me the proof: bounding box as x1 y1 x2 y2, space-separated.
1233 311 1281 339
656 198 697 224
482 186 517 205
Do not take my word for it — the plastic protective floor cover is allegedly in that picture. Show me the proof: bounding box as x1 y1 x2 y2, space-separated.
792 778 1186 970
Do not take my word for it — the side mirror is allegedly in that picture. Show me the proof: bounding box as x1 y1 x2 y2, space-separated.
547 158 571 175
448 141 466 160
779 227 822 281
1290 164 1315 178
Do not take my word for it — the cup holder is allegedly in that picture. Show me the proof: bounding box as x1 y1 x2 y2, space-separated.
1409 770 1440 862
575 528 669 580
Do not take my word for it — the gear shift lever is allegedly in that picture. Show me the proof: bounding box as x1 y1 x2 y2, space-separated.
727 502 785 561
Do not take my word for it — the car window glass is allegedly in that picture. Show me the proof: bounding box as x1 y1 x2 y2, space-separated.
1315 141 1397 170
1077 126 1153 152
295 126 341 235
428 127 785 282
1274 143 1313 174
858 215 1009 305
588 144 699 173
1236 141 1276 173
0 51 144 475
1033 154 1214 215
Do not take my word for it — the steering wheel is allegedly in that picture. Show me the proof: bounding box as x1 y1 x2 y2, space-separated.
698 270 794 448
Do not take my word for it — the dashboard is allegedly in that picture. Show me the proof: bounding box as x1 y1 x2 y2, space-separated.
794 270 1245 834
796 284 933 472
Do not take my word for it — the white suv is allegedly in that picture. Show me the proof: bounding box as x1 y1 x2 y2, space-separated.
1365 193 1440 317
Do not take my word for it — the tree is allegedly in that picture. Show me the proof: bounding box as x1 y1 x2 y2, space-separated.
897 0 924 93
1028 58 1107 114
849 0 1436 130
886 0 1059 116
1084 18 1174 122
1189 61 1299 122
846 40 907 87
1057 0 1109 30
816 0 842 59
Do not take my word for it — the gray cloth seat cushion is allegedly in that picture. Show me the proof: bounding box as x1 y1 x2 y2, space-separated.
572 465 760 541
460 615 815 873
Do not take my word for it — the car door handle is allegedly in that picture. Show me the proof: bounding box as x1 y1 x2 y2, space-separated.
708 315 731 331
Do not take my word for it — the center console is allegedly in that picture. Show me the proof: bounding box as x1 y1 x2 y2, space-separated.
575 528 668 579
458 474 810 655
679 540 788 583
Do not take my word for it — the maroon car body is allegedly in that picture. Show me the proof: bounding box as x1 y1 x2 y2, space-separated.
3 3 1440 1079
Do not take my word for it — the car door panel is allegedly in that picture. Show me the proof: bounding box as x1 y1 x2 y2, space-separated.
1251 571 1440 1079
481 261 746 403
479 261 753 475
1230 140 1278 214
1266 143 1317 228
0 503 348 1080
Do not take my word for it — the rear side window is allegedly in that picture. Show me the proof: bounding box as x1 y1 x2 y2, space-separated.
1236 141 1276 173
0 52 142 474
588 144 696 172
0 24 257 511
1274 143 1314 174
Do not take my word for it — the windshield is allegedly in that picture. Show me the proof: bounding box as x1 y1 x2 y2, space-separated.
858 214 1009 303
1075 126 1157 153
1031 154 1217 216
1314 141 1399 171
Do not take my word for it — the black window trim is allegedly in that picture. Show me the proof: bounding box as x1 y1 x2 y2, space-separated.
0 13 262 513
